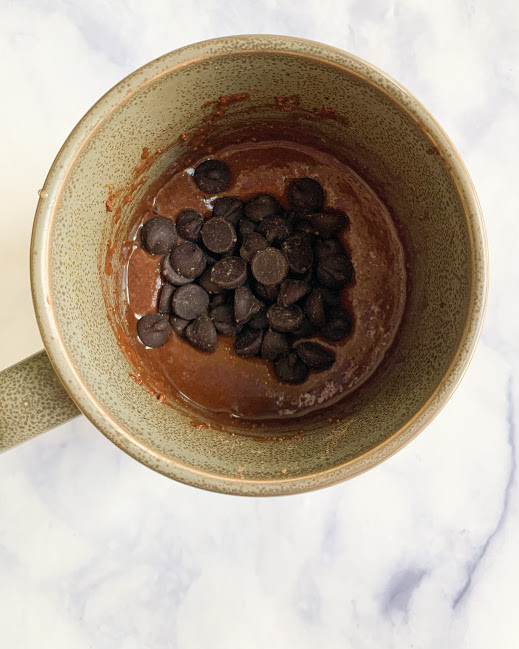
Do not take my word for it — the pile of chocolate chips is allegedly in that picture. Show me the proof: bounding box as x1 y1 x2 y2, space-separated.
136 159 354 384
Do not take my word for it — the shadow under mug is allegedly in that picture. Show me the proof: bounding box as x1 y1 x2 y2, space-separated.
0 35 487 496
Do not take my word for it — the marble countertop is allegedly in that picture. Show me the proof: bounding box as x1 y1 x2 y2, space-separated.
1 1 517 647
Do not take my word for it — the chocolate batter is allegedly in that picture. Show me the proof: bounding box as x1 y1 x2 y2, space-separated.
122 140 406 420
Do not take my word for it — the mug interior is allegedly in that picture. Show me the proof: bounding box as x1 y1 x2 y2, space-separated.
32 37 486 494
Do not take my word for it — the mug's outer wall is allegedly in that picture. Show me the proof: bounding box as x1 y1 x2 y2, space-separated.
0 351 80 452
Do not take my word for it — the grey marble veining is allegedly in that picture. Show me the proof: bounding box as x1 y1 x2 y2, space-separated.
1 1 518 647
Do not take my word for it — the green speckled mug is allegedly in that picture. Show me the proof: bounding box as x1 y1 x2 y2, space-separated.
0 35 487 495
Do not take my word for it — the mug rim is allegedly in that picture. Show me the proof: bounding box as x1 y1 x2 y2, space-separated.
30 34 488 496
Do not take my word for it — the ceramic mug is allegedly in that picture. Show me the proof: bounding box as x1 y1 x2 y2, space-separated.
0 35 487 495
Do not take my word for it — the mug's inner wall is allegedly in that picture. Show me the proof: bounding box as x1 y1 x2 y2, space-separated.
48 50 472 481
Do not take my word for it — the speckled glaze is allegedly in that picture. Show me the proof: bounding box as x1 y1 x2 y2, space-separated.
5 35 485 495
0 351 80 451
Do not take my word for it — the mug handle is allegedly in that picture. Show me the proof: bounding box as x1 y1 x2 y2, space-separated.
0 351 80 452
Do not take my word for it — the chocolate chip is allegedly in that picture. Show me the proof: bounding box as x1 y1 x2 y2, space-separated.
251 248 288 286
294 228 315 248
238 217 257 238
310 210 348 238
283 210 297 227
193 159 231 194
322 308 353 341
140 216 177 254
211 256 247 289
304 289 326 329
210 293 227 307
317 285 341 306
266 304 304 332
234 285 262 324
210 304 241 336
234 327 264 357
201 247 219 266
169 315 190 337
201 217 237 254
281 235 313 274
137 313 171 348
295 341 336 370
157 282 176 314
261 328 290 361
171 242 206 279
198 268 225 294
274 352 309 384
171 284 209 320
290 317 315 340
288 178 325 213
316 255 354 288
252 281 279 303
244 193 282 222
222 246 238 258
185 314 218 352
258 215 292 244
294 217 318 238
212 197 244 225
161 253 193 286
277 279 311 307
175 209 203 242
301 266 314 284
248 308 269 330
240 233 268 262
314 237 344 259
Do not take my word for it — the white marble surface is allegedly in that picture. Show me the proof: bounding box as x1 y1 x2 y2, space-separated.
0 0 518 646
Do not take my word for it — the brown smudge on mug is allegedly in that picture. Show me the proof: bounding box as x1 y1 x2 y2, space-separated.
275 95 300 111
311 106 351 128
